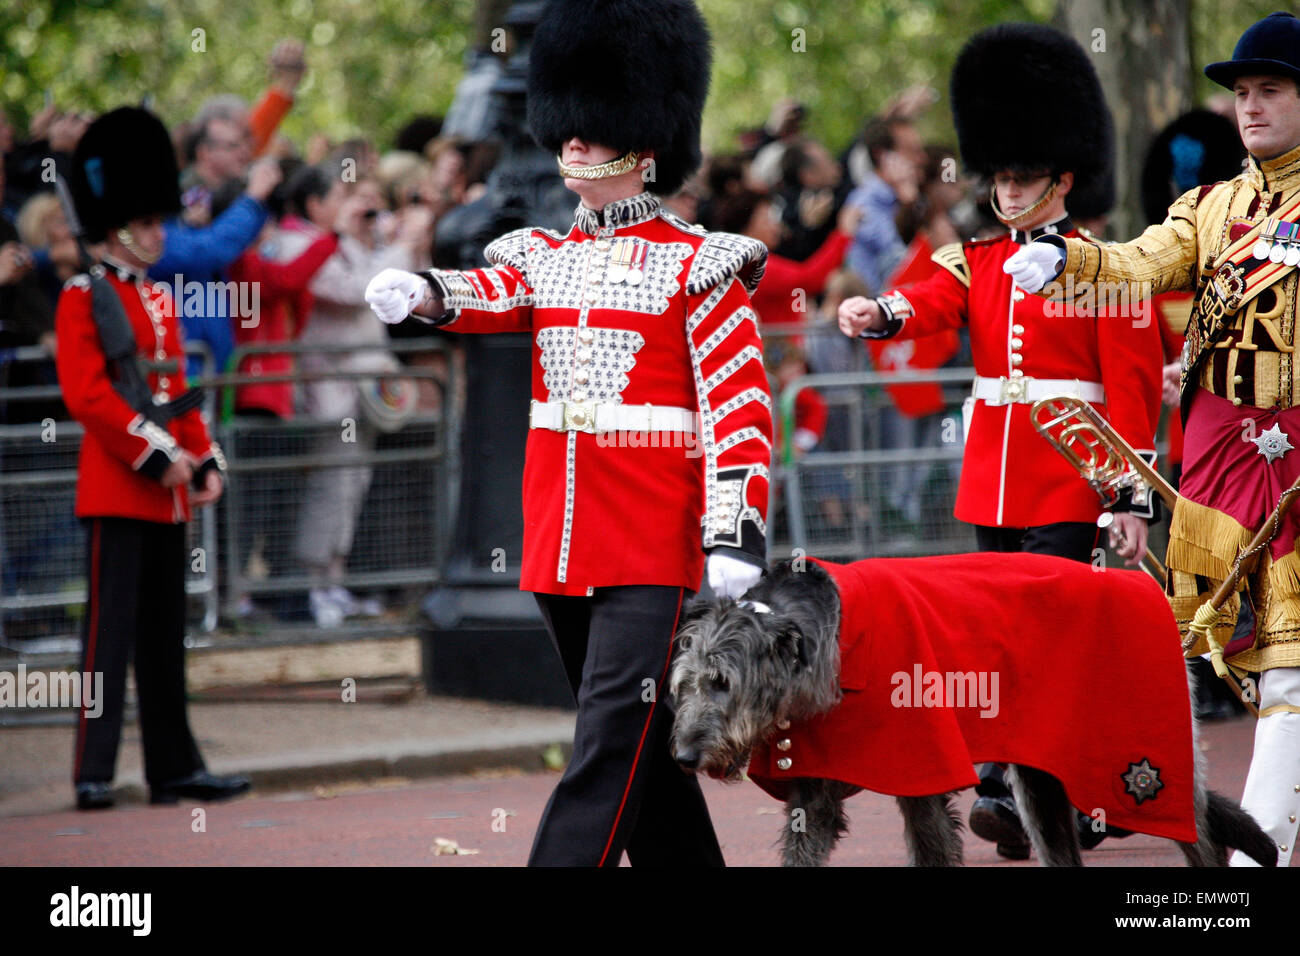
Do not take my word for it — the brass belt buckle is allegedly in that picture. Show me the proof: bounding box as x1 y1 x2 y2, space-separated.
998 376 1027 404
563 400 597 433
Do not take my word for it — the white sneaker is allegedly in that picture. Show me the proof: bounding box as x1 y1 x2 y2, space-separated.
328 585 382 618
309 588 344 628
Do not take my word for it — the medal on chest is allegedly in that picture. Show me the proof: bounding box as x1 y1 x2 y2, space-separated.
607 237 647 286
1252 217 1300 265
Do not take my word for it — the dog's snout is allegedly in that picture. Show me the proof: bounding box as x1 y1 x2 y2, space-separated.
675 748 700 770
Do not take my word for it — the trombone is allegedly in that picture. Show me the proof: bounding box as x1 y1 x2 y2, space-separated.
1031 394 1261 717
1030 394 1177 585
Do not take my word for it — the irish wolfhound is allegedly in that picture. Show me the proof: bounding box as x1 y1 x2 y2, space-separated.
670 558 1277 867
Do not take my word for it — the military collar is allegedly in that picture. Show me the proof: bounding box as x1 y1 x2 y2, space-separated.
1009 215 1073 245
1247 140 1300 194
574 193 661 234
99 255 148 283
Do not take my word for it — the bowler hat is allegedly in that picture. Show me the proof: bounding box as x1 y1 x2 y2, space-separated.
1204 11 1300 89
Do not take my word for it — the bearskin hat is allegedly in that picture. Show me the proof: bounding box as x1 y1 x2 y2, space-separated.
526 0 712 196
1140 110 1246 226
950 23 1114 217
69 107 181 242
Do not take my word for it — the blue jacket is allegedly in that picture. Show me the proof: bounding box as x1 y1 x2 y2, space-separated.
845 174 906 292
149 195 269 376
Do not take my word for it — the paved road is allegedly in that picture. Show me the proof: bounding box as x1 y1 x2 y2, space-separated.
3 715 1281 867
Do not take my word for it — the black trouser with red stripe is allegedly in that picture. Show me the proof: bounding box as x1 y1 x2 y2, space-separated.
73 517 205 787
530 585 725 867
974 521 1099 797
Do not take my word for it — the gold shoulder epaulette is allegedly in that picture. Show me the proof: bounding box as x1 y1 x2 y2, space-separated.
930 242 971 288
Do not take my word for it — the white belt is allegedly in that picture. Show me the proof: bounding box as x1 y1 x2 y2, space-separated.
529 400 698 434
971 375 1105 407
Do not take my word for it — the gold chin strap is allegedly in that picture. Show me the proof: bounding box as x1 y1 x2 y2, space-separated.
990 179 1058 229
556 150 641 180
116 226 161 265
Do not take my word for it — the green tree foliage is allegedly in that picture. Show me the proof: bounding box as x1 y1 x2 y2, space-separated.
1 0 478 146
0 0 1283 156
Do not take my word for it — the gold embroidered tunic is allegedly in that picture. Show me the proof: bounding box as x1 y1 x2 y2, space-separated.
1039 142 1300 670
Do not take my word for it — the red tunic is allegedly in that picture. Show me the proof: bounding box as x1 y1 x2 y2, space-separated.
864 233 961 418
429 195 773 595
748 554 1197 843
749 228 849 333
879 227 1163 527
229 225 338 417
55 260 221 523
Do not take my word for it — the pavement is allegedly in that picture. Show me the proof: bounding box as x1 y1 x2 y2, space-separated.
0 680 576 819
0 681 1291 866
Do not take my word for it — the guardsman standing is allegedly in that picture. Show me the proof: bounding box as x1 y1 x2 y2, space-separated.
58 107 250 810
839 24 1164 857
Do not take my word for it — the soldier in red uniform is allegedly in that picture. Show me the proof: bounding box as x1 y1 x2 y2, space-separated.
366 0 771 865
57 108 250 810
838 24 1164 857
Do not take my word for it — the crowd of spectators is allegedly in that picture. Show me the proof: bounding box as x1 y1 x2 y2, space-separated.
0 40 484 628
0 41 1024 625
688 88 992 540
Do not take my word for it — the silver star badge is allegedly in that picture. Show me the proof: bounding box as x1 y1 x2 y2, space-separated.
1122 758 1164 805
1252 423 1294 464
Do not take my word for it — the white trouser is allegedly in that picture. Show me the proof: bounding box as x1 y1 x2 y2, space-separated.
1229 667 1300 867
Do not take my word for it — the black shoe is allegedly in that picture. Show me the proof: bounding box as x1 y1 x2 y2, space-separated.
1076 810 1134 850
149 771 251 805
75 782 114 811
969 795 1031 859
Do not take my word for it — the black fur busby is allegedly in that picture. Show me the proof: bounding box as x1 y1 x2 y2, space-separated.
950 23 1114 217
526 0 712 195
1140 110 1246 226
69 107 181 242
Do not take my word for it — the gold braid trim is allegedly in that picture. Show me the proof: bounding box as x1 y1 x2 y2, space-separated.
1259 704 1300 717
929 243 971 288
1268 547 1300 601
556 151 640 180
1231 593 1300 671
1166 497 1254 580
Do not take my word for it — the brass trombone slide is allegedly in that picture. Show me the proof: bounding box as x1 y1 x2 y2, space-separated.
1031 394 1261 716
1030 394 1177 584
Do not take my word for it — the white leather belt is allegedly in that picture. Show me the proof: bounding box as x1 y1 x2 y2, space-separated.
971 375 1105 407
529 400 698 434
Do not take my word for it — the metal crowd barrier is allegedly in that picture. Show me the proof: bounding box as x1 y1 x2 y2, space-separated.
0 338 457 655
769 366 978 562
211 338 457 637
0 343 218 653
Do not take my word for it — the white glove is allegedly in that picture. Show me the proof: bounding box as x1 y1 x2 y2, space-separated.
365 268 429 325
707 553 764 600
1001 241 1066 293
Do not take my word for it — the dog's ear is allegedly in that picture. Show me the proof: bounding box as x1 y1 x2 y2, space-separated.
679 598 714 626
773 618 806 669
674 598 715 652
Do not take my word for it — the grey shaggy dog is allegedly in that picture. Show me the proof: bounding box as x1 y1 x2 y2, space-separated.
669 559 1278 867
